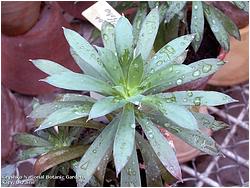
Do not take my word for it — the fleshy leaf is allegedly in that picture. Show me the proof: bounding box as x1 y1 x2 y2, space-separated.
127 55 144 89
136 133 163 187
19 147 52 160
191 1 204 52
164 1 186 22
88 96 127 119
35 104 92 131
14 133 51 147
42 72 115 95
147 34 195 74
136 113 182 180
159 2 168 22
76 116 119 186
135 7 160 61
32 59 72 75
101 22 116 53
120 144 141 187
55 93 96 102
113 105 136 176
63 27 110 81
34 145 88 175
152 91 238 106
203 3 230 51
97 47 125 85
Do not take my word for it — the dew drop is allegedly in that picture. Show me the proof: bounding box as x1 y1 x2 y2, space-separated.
157 60 163 66
134 63 139 68
131 124 136 128
211 25 219 32
176 78 183 85
192 70 201 77
187 91 193 97
148 133 154 138
202 64 212 73
193 97 201 106
194 5 198 9
92 149 97 153
80 161 89 170
103 34 108 41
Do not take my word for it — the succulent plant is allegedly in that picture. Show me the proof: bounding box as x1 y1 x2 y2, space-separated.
23 8 237 186
136 1 248 52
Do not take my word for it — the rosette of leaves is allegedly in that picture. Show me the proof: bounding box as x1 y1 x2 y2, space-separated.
29 8 237 186
137 1 248 52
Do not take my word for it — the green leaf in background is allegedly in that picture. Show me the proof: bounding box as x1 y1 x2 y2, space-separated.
136 133 163 187
101 22 116 53
41 72 115 95
97 47 125 85
232 1 249 12
136 113 182 180
14 133 51 147
88 96 127 119
113 105 135 176
19 147 52 160
159 2 169 23
191 1 204 52
120 144 141 187
152 91 237 106
32 59 73 75
135 7 160 61
192 112 229 131
127 55 144 90
147 34 194 74
76 116 119 186
132 2 147 45
164 1 186 23
203 3 230 51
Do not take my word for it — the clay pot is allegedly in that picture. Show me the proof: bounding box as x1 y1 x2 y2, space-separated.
1 2 81 96
1 85 26 162
1 1 41 36
208 26 249 86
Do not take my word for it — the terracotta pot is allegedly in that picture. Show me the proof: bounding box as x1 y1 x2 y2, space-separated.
1 1 41 36
1 85 26 162
1 2 81 96
208 26 249 86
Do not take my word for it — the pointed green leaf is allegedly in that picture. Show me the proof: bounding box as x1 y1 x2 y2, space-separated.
113 105 136 176
165 1 186 22
173 50 188 64
97 47 125 85
136 113 182 180
136 133 163 187
127 55 144 89
36 104 92 131
135 8 160 61
132 2 147 45
42 72 115 95
76 116 119 186
62 27 109 81
147 34 194 73
19 147 52 160
159 2 168 22
32 59 72 75
121 144 141 187
232 1 249 12
115 16 134 60
14 133 51 147
101 22 116 53
192 112 229 131
55 93 96 102
88 96 127 119
203 3 230 51
191 1 204 52
152 91 237 106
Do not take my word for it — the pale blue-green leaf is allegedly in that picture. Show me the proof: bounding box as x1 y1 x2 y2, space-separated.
147 34 194 73
135 8 160 61
63 27 109 81
165 1 186 22
115 16 134 59
126 94 145 105
148 1 160 9
153 91 237 106
127 55 144 89
101 22 116 53
76 116 119 186
203 3 230 51
113 105 135 176
147 111 219 155
121 144 141 187
232 1 249 12
19 147 52 160
42 72 115 95
172 50 188 64
132 2 147 45
136 113 182 180
14 133 52 147
142 97 198 130
88 96 127 119
191 1 204 52
136 133 163 187
32 59 72 75
97 47 125 85
192 112 229 131
159 2 168 22
35 104 92 131
55 93 96 103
